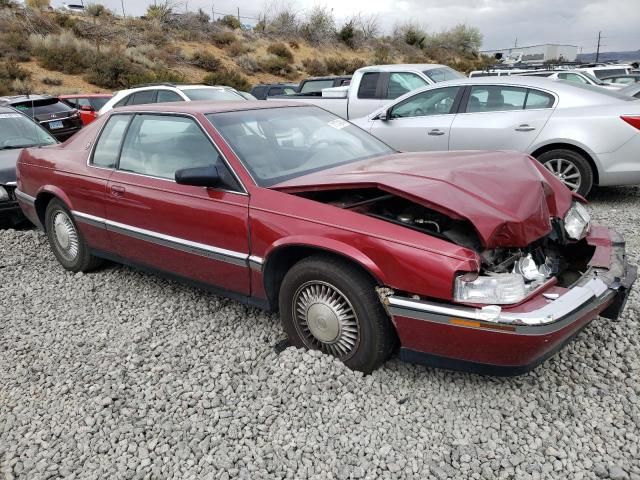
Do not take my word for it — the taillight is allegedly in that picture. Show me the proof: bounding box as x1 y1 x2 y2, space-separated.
621 116 640 130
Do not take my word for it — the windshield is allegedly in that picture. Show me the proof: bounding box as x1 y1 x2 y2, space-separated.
90 97 110 110
12 98 74 116
182 88 244 101
593 68 627 79
0 112 57 149
300 80 335 93
424 67 465 83
580 71 606 85
207 106 394 186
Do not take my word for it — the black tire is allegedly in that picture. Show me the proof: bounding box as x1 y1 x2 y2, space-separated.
536 149 594 197
45 199 102 272
278 255 397 373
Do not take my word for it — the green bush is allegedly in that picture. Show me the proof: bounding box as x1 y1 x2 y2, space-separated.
219 15 241 30
203 67 251 91
266 42 293 61
210 31 236 46
324 56 364 75
338 20 356 48
190 51 221 71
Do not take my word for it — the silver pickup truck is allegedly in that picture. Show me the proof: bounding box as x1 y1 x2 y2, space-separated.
270 64 465 120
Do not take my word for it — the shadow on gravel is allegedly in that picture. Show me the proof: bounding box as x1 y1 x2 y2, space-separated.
588 185 640 202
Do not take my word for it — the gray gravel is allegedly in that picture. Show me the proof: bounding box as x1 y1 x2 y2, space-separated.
1 186 640 480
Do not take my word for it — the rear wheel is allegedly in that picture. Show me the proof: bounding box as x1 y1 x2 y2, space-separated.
537 149 594 197
45 199 102 272
278 255 397 373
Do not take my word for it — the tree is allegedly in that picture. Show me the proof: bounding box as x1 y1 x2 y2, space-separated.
25 0 49 9
300 5 335 44
146 1 175 24
219 15 241 30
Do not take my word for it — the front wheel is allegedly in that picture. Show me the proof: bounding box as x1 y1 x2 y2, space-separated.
45 199 102 272
278 255 397 373
537 149 594 197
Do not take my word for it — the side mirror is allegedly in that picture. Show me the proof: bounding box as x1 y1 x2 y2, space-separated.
175 165 220 187
80 105 95 112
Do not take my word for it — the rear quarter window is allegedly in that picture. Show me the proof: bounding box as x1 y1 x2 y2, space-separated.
357 72 381 99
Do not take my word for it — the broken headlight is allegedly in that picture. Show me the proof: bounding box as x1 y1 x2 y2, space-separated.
564 202 590 240
454 273 526 305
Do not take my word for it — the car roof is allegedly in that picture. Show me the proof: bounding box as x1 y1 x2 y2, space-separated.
358 64 447 73
59 93 112 98
113 100 307 115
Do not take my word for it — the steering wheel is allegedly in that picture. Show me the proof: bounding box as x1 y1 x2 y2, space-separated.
413 107 426 116
0 136 35 147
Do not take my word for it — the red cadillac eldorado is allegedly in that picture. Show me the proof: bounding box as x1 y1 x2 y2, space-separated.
15 101 636 375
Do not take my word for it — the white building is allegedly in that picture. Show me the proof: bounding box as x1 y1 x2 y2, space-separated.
481 44 579 64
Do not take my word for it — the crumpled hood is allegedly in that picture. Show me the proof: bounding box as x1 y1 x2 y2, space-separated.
0 149 19 185
273 151 575 249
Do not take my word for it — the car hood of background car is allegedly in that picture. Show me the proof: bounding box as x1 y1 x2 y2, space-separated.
0 149 19 185
273 150 575 249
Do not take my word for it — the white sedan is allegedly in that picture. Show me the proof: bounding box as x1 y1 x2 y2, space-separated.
351 77 640 196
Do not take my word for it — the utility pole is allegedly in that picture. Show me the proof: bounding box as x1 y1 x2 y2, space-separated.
595 31 602 63
120 0 125 17
514 37 517 48
211 2 214 21
237 6 240 23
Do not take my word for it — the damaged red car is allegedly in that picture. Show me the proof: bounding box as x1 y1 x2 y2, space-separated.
15 102 636 375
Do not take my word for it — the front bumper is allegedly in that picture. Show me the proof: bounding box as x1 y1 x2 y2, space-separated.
0 185 26 226
381 228 636 375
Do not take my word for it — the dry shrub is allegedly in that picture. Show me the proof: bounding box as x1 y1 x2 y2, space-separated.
12 78 34 94
0 29 31 61
324 56 364 75
30 32 93 74
258 53 294 76
42 76 63 86
189 50 221 71
373 43 393 64
203 67 251 91
266 42 293 61
226 41 252 57
210 31 236 46
288 40 299 50
235 54 260 73
302 57 328 76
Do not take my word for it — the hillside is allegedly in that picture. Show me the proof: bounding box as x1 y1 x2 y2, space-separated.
0 2 491 96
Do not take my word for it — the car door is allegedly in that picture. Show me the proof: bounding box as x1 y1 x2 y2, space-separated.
104 113 251 294
449 85 556 152
367 86 463 152
557 72 589 85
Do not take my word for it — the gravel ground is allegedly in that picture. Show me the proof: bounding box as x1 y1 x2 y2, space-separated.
1 187 639 480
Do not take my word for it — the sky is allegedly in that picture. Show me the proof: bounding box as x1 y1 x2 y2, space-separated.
50 0 640 52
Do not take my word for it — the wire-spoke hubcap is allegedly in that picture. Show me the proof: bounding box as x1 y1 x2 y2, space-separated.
543 158 582 192
293 281 360 360
53 211 79 261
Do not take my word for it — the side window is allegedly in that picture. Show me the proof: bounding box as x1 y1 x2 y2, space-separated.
466 86 527 113
114 94 132 109
252 86 267 98
64 98 78 107
386 72 428 99
118 114 240 190
156 90 183 103
525 89 555 109
128 90 157 105
92 114 132 168
77 98 92 108
390 87 461 119
269 87 284 96
357 72 381 99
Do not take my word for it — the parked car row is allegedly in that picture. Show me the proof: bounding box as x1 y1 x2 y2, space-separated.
12 101 637 375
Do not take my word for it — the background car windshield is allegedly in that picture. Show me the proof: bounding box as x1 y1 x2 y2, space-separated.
182 89 244 101
0 113 57 148
300 80 334 93
12 98 73 116
580 72 606 85
207 106 394 186
90 97 110 110
424 67 465 83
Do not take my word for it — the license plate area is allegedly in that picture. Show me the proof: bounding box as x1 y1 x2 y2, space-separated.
49 120 63 129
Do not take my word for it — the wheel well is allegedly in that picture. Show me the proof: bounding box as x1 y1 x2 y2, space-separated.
531 143 599 185
262 246 381 311
34 192 56 231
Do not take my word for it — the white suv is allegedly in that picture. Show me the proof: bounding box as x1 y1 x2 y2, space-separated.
98 84 245 115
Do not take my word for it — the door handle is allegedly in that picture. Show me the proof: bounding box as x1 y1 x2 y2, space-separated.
428 129 446 136
515 124 536 132
110 185 125 196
